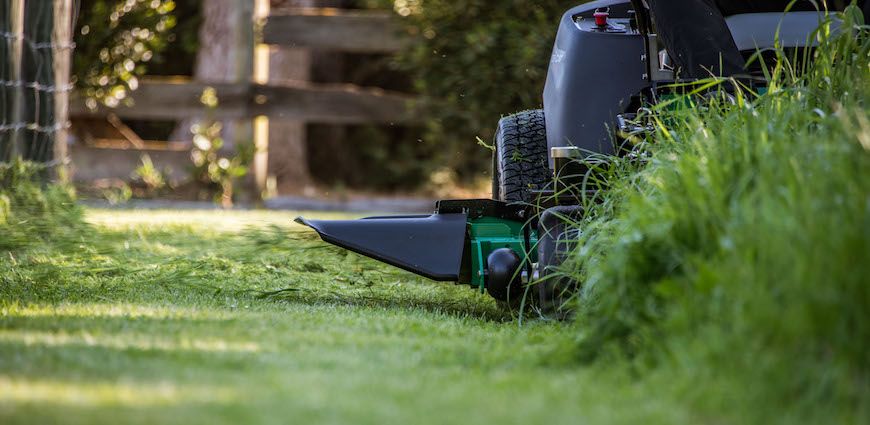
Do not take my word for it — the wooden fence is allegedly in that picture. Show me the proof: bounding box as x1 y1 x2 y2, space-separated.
69 6 415 196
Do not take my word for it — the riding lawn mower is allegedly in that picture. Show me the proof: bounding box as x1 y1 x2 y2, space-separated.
297 0 835 313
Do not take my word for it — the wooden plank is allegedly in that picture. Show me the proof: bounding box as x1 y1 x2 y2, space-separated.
85 139 190 151
69 143 191 182
70 78 420 124
262 8 406 53
250 82 418 124
70 79 252 120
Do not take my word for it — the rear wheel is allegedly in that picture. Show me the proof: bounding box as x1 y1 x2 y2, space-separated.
492 110 550 204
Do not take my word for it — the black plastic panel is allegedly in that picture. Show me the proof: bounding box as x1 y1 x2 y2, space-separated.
296 213 468 281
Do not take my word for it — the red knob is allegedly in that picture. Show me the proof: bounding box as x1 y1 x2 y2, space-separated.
594 11 609 27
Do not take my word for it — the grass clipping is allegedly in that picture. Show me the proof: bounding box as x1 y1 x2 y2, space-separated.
0 160 84 251
562 8 869 422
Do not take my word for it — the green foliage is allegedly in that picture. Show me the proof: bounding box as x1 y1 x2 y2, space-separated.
73 0 189 108
561 9 869 422
101 181 133 205
190 88 254 207
0 160 84 251
142 0 202 76
131 154 168 196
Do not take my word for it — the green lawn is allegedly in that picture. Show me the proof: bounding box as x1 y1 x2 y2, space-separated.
1 209 689 425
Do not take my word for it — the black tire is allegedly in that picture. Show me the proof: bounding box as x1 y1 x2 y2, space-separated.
492 110 550 204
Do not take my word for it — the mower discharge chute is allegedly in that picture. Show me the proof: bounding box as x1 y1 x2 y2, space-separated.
297 0 829 311
298 199 539 302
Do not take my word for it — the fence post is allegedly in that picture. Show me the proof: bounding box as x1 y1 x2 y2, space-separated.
52 0 74 181
252 0 270 199
264 0 334 197
8 0 25 160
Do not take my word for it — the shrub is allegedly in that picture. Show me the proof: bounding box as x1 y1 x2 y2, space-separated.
74 0 201 108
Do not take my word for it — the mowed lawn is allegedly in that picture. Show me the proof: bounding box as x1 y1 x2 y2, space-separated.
1 209 688 425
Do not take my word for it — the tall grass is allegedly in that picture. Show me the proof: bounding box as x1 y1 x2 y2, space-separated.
562 7 869 422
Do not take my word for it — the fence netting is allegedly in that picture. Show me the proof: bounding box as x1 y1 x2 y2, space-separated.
1 0 78 165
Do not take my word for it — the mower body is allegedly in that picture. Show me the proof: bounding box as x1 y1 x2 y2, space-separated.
543 0 647 164
298 1 833 306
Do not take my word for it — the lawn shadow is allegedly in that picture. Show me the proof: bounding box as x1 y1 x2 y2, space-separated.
0 309 267 369
255 285 514 323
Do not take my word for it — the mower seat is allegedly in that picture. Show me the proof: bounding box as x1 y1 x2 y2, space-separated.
725 11 840 52
656 11 840 77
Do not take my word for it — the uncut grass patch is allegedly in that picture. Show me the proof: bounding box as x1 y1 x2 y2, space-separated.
561 8 870 424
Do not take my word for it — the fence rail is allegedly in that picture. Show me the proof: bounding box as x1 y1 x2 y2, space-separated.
262 8 405 53
70 78 420 124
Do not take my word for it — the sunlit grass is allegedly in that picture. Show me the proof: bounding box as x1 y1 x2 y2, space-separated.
85 209 360 232
0 377 238 407
0 329 262 354
1 302 232 320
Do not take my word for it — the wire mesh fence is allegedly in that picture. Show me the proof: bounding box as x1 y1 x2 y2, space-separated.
0 0 77 168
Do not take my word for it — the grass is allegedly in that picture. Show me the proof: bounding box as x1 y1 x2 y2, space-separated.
0 160 83 251
1 208 699 425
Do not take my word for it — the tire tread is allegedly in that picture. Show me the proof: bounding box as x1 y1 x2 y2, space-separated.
493 110 550 203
